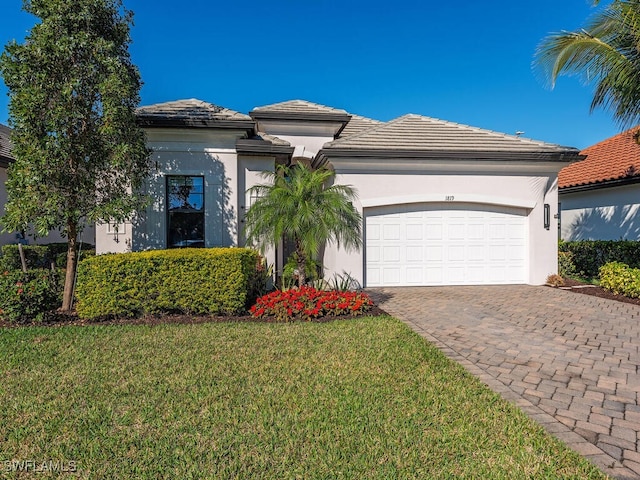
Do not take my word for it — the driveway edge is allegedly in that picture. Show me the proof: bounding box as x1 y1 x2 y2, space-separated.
401 317 638 480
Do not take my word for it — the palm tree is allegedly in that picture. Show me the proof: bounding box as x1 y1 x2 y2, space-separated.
244 163 362 286
535 0 640 126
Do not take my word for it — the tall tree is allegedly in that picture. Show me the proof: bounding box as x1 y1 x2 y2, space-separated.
0 0 150 311
534 0 640 126
245 163 362 286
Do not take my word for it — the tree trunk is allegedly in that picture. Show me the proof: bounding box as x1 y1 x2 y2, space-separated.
17 243 27 273
295 240 306 287
61 221 78 312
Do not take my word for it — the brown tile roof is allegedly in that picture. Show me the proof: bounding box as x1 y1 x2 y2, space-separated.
324 114 580 158
559 127 640 189
0 123 13 167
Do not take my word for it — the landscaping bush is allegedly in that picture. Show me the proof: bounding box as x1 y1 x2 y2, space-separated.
0 269 61 323
250 286 373 322
0 243 95 271
282 253 320 288
559 240 640 278
75 248 261 319
599 261 640 298
557 251 576 278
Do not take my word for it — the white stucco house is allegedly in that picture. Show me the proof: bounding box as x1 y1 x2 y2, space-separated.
559 127 640 241
94 98 582 287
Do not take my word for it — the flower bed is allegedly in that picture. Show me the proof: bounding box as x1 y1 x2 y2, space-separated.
250 287 373 322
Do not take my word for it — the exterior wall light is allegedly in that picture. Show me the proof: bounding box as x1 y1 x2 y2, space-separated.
544 204 551 230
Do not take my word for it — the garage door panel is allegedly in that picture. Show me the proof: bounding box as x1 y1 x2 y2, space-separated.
406 267 423 284
382 246 400 262
426 246 443 261
382 268 401 284
368 224 381 241
426 224 443 240
448 224 465 240
406 246 423 262
468 245 485 261
448 245 465 261
383 224 400 240
365 204 527 286
467 265 485 282
366 245 381 262
406 224 423 240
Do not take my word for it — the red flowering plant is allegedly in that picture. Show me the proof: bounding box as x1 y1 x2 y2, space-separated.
0 269 61 323
250 286 373 322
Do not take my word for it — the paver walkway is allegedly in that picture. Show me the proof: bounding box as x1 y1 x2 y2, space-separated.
368 285 640 480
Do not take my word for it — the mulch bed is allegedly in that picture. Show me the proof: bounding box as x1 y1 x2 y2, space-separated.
4 280 639 329
0 305 390 329
551 277 640 307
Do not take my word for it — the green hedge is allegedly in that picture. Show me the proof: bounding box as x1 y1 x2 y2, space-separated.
559 240 640 278
75 248 261 319
599 262 640 298
0 243 95 271
0 269 62 323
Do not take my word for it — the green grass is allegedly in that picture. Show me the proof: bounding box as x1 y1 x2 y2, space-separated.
0 316 608 479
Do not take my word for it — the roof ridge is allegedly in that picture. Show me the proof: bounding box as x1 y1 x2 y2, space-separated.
581 125 640 154
403 114 569 147
251 99 349 115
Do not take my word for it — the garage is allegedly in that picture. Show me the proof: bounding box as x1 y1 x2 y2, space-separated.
365 203 528 287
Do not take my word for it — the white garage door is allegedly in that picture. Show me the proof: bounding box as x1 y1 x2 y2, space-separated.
365 203 528 286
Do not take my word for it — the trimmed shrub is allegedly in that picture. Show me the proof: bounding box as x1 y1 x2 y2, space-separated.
557 251 576 278
559 240 640 278
0 269 62 323
250 287 373 322
75 248 261 319
0 243 95 271
599 262 640 298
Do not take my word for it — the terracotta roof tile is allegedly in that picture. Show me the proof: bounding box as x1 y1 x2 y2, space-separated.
559 127 640 189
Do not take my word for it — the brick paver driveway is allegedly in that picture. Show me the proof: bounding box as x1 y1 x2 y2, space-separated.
368 285 640 480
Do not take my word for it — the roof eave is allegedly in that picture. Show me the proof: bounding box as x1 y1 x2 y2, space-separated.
249 111 352 124
236 139 295 156
137 117 255 131
318 148 584 162
560 175 640 193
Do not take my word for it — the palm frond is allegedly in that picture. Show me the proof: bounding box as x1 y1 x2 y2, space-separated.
534 0 640 126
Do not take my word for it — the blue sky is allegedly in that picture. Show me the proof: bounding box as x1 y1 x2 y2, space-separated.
0 0 626 150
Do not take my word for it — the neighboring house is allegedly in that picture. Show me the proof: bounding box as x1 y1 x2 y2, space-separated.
95 98 582 287
0 123 15 246
0 123 95 247
559 127 640 241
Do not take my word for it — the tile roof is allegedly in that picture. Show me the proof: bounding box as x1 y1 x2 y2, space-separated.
255 132 291 146
0 123 13 166
137 99 252 127
339 114 383 138
323 114 580 157
559 127 640 189
251 99 349 116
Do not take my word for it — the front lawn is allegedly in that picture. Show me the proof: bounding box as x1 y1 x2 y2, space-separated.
0 317 607 479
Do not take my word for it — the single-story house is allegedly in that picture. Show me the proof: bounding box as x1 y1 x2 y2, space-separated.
559 127 640 241
0 122 94 247
95 99 582 287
